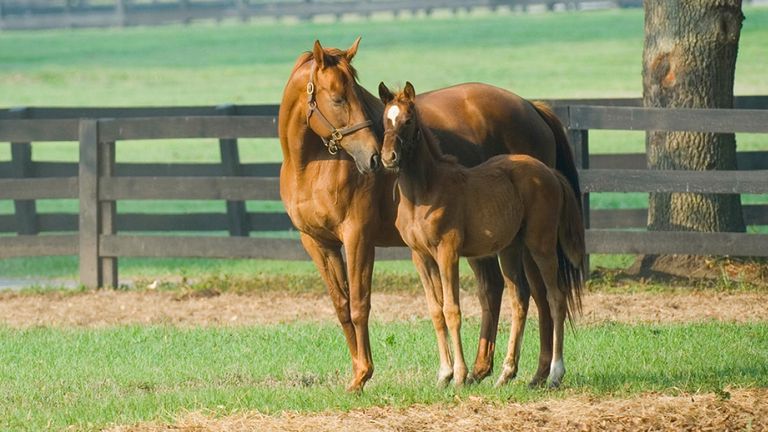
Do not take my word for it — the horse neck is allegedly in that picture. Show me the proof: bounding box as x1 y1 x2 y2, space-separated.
355 84 385 141
397 117 445 199
278 62 335 173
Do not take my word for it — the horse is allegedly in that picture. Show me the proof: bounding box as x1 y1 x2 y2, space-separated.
278 37 582 391
378 82 585 387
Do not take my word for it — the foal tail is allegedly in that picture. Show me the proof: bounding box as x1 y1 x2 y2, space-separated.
555 171 586 320
531 101 582 210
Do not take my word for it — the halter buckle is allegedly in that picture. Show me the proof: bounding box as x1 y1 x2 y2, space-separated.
306 82 315 96
326 140 340 155
331 130 343 142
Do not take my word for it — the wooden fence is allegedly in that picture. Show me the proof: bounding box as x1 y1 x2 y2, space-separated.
1 96 767 287
0 0 639 30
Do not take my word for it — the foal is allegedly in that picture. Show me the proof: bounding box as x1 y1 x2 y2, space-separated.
379 82 585 388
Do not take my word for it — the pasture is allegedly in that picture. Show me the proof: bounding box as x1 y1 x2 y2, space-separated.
1 5 768 431
1 6 767 279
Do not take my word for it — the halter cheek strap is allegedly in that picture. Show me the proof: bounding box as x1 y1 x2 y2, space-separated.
306 64 373 155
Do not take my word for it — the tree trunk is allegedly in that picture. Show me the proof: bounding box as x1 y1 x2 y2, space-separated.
638 0 746 276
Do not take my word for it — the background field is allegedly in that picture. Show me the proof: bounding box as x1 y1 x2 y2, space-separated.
2 7 768 280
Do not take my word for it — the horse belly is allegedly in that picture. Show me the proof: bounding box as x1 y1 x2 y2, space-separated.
460 187 522 257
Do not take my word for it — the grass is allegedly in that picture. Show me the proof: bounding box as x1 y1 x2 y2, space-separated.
0 320 766 431
1 7 767 280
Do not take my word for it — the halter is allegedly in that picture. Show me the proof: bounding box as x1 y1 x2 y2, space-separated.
306 63 373 155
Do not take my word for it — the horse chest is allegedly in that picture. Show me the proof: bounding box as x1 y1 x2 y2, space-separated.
395 203 449 253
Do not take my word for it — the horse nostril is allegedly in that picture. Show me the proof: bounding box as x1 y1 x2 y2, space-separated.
390 151 398 163
371 154 381 171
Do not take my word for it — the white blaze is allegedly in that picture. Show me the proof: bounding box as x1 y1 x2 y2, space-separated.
387 105 400 126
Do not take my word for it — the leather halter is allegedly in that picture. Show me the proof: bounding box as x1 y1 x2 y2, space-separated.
306 63 373 155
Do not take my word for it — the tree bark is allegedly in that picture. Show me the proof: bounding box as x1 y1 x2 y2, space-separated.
638 0 746 276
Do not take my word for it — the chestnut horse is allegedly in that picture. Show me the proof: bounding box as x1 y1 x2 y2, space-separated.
379 82 585 387
278 38 581 391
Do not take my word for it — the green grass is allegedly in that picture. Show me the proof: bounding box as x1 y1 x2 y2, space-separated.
0 320 766 431
1 7 767 280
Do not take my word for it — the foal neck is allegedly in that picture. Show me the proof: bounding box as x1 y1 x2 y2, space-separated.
397 117 453 197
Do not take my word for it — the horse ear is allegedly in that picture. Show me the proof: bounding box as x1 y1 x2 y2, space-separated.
404 81 416 100
378 82 394 104
312 40 326 69
346 36 361 61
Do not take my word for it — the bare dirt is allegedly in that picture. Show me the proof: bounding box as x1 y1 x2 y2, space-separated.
109 388 768 432
1 288 766 328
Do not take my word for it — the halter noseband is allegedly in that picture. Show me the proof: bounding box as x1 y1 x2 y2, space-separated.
306 63 373 155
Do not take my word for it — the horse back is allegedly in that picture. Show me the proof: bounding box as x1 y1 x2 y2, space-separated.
416 83 556 167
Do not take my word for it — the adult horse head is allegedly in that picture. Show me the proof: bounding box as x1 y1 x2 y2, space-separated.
280 37 382 174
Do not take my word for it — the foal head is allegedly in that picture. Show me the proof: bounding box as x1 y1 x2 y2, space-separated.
377 81 419 170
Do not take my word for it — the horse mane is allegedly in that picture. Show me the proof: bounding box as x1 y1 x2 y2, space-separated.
413 107 457 165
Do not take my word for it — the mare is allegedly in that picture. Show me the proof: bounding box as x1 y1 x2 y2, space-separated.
277 38 582 391
378 82 585 387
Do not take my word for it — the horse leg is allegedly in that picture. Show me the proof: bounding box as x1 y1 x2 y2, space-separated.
495 243 531 387
437 246 468 386
299 233 359 385
467 256 504 384
523 251 555 388
342 232 376 392
528 249 567 388
412 251 454 387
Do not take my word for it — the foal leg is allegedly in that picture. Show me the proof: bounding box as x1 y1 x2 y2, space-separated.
495 244 531 387
412 252 453 387
524 251 555 388
467 256 504 384
437 246 468 386
299 234 359 387
529 249 568 388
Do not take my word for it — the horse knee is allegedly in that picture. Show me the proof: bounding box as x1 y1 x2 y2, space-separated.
349 302 370 327
443 304 462 327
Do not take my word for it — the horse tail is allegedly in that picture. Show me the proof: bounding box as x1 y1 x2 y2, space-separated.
555 171 586 321
531 101 582 210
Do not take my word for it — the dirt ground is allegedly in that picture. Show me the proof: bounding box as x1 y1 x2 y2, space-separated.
109 388 768 432
0 288 766 328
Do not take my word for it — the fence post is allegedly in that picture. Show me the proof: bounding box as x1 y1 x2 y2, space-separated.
100 140 118 287
9 107 38 236
567 112 590 274
216 104 249 237
115 0 127 27
79 119 102 288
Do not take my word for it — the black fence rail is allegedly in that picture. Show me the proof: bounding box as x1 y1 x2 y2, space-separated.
0 0 639 30
1 96 767 288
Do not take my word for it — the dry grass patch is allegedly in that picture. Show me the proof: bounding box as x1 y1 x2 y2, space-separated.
0 289 767 328
108 388 768 432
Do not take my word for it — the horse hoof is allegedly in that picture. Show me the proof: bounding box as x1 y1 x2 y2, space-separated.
494 365 516 388
527 376 547 389
345 380 365 394
469 366 492 385
454 369 468 387
436 372 453 388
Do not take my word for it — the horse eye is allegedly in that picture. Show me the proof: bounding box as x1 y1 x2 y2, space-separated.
331 97 345 106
